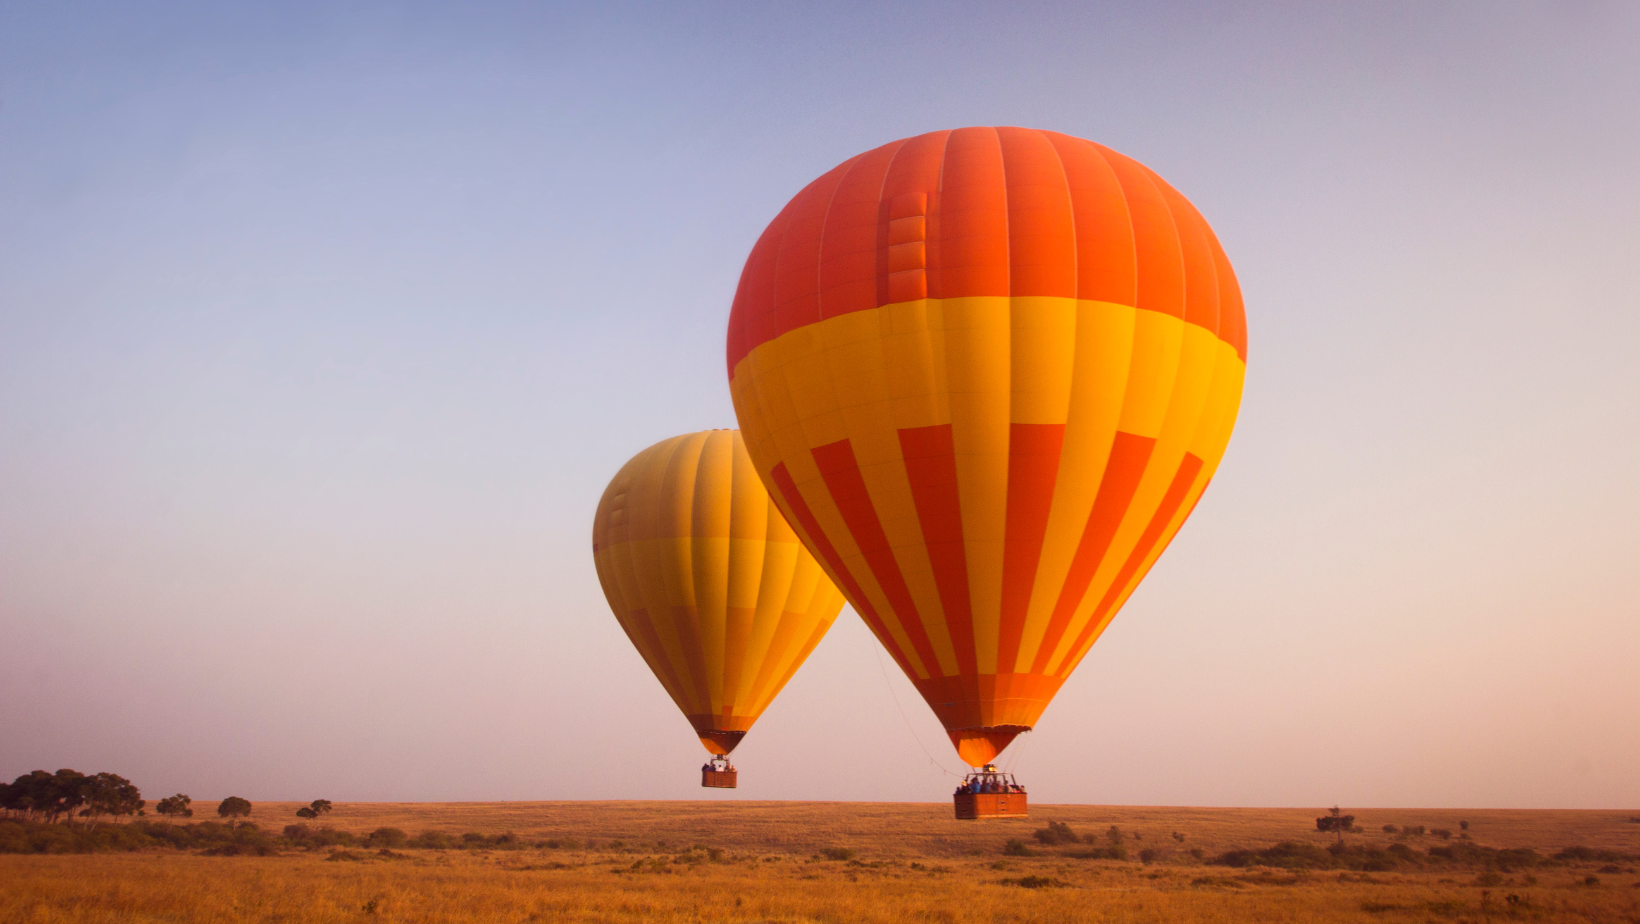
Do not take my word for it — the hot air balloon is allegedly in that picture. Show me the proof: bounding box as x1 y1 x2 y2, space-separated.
725 127 1246 814
592 429 848 787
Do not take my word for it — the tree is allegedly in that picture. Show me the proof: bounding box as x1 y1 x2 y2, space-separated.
1315 806 1356 845
217 796 253 822
78 773 144 830
156 794 194 819
295 799 333 820
2 770 89 823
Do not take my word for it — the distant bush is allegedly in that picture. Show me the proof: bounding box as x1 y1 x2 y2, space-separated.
1459 821 1469 831
819 847 856 861
1138 848 1160 864
412 830 457 849
1000 875 1064 888
1002 839 1035 857
1172 832 1186 843
366 827 408 848
283 824 356 848
1032 821 1079 846
1215 841 1335 870
1382 825 1399 834
1431 828 1453 839
1403 825 1425 837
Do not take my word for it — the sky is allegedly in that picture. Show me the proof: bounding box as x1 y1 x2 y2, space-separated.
2 1 1636 810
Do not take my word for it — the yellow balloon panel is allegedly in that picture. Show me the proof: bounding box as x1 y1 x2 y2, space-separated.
592 430 847 756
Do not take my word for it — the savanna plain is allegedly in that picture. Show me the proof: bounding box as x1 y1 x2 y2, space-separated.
5 800 1640 924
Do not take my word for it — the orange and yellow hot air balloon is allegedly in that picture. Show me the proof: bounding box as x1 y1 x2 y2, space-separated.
726 127 1246 770
592 430 847 783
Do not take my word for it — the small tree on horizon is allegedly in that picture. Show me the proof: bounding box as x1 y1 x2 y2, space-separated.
217 796 252 822
296 799 333 820
156 794 193 819
1316 806 1356 845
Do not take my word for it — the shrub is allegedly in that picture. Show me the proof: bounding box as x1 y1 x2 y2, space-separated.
1431 828 1453 839
819 847 856 861
1000 875 1064 888
412 830 457 849
1138 848 1159 864
1032 821 1079 846
1459 820 1469 830
1382 824 1399 834
366 827 408 848
1214 842 1334 869
1002 839 1035 857
1172 832 1186 842
1404 825 1425 837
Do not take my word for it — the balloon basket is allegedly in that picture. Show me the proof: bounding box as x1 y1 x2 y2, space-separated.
953 764 1027 819
701 755 738 789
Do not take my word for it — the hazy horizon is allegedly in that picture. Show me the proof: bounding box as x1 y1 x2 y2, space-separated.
2 1 1636 809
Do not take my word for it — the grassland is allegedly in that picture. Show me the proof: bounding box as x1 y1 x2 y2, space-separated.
4 801 1638 923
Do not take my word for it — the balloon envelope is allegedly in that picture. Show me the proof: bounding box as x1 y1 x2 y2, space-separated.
592 430 847 756
726 127 1246 766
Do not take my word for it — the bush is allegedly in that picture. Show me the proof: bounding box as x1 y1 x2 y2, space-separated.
1033 821 1079 846
1214 841 1335 869
1382 824 1399 834
366 827 408 848
412 830 457 849
1000 875 1064 888
1138 848 1160 864
1002 839 1035 857
1431 828 1453 839
819 847 856 861
283 825 356 848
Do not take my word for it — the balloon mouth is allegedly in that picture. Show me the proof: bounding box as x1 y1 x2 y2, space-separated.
695 729 748 756
949 726 1031 767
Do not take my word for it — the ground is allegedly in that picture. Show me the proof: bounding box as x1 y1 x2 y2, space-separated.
4 801 1638 923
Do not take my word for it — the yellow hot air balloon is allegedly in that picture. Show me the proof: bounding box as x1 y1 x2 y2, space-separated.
592 429 847 786
725 128 1246 798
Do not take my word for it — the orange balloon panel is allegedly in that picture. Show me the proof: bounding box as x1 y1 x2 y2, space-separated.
592 430 847 756
726 128 1247 766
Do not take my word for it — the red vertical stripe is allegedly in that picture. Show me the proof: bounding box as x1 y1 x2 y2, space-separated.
819 140 903 320
996 423 1067 671
931 127 1010 299
1094 144 1185 321
767 462 914 676
1058 452 1206 672
1156 177 1222 341
810 439 944 677
1029 431 1156 674
998 127 1077 298
898 424 977 679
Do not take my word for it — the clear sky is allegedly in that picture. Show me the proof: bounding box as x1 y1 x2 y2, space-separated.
2 1 1636 809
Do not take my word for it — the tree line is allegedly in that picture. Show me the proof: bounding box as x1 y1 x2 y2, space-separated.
1 769 330 827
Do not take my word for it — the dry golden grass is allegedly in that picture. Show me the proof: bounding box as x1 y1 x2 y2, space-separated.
5 801 1639 923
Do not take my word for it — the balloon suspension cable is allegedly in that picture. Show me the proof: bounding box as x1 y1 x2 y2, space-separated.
1000 727 1033 775
873 644 965 779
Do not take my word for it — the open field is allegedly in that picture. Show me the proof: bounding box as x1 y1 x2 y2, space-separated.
4 801 1639 923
